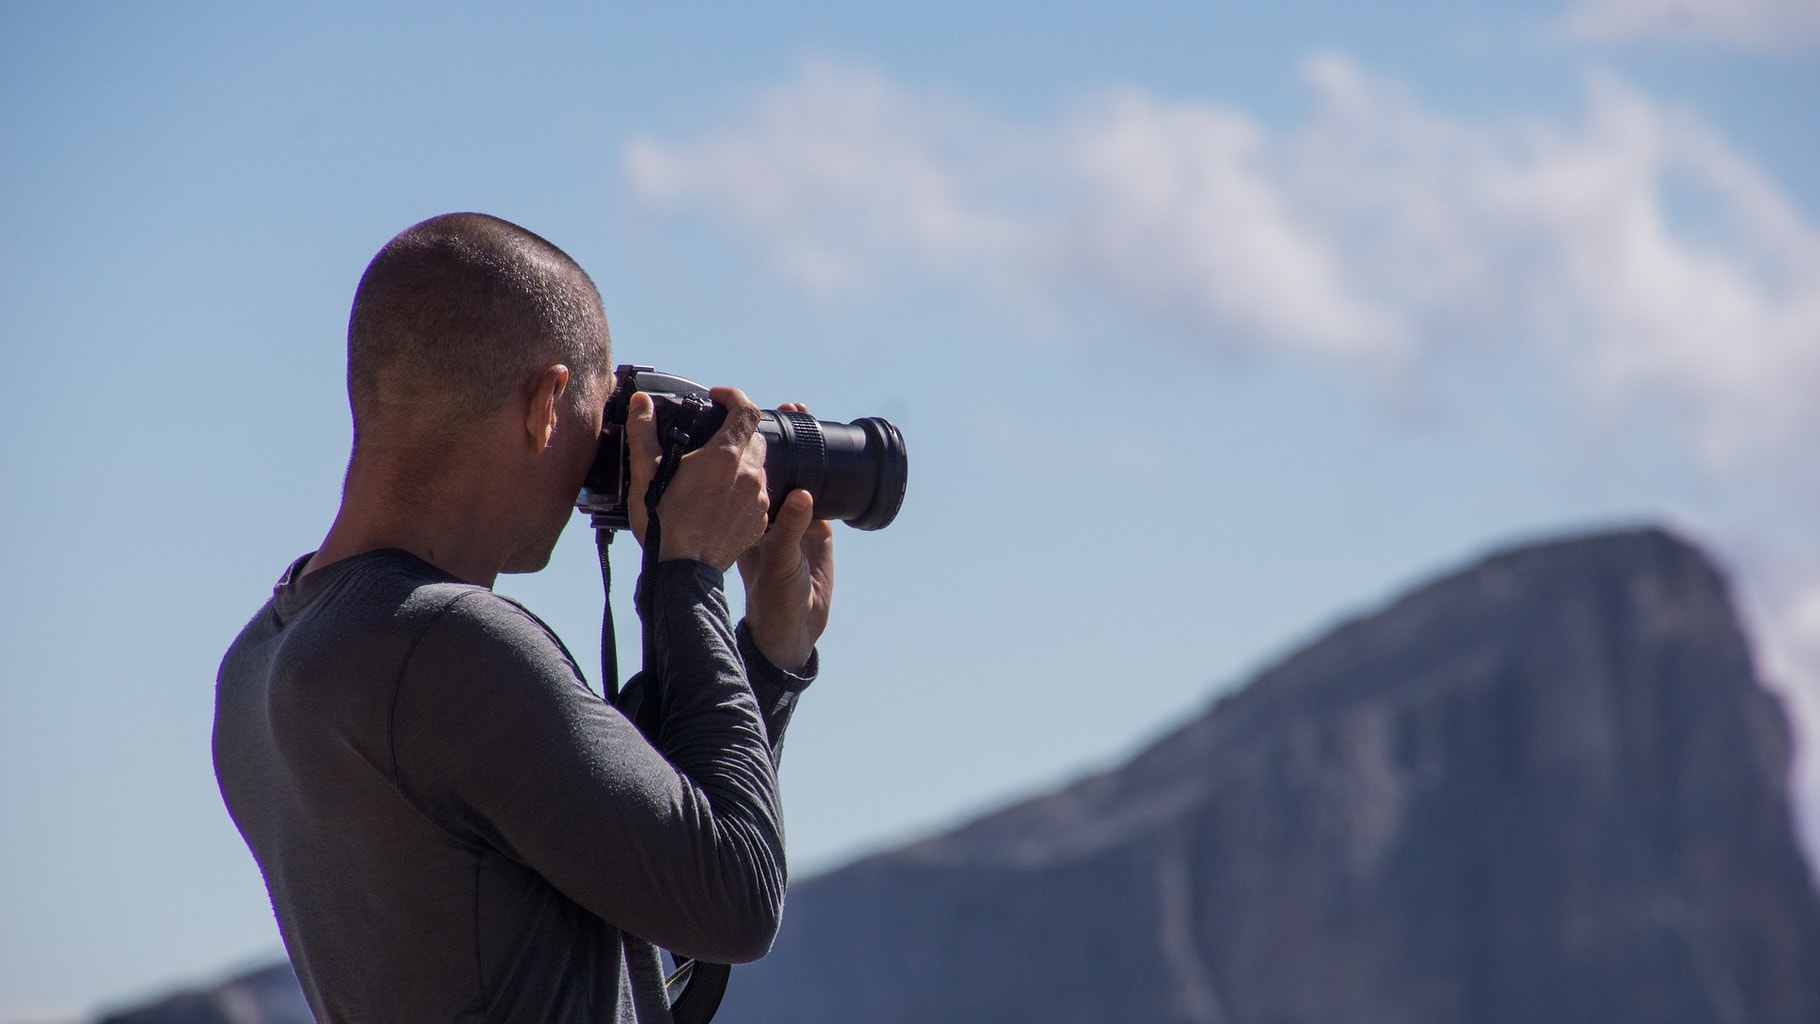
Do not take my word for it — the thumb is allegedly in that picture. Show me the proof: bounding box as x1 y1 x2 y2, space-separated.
626 392 658 476
766 489 815 559
625 392 660 545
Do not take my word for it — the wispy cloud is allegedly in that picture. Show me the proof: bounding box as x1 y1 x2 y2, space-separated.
629 54 1820 860
627 56 1820 475
1560 0 1820 50
1295 56 1820 475
626 61 1406 368
627 65 1019 297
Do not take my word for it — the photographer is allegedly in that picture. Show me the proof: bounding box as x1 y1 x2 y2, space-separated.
214 212 832 1023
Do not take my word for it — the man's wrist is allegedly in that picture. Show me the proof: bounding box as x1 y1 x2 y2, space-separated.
737 619 817 685
747 626 812 675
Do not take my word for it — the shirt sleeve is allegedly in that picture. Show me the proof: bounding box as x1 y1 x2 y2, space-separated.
387 562 786 965
736 619 815 761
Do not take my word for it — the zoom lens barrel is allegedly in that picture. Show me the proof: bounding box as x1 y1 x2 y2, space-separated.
757 412 907 531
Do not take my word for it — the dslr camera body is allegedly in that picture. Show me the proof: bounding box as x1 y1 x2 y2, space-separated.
577 365 908 534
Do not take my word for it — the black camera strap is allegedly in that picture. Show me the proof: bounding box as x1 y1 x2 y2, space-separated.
594 415 732 1024
594 528 626 715
639 413 691 674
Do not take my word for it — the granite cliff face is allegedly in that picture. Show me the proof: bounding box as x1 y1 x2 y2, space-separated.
716 527 1820 1023
100 527 1820 1023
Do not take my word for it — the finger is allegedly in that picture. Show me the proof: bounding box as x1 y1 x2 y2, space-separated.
739 487 805 579
735 431 772 546
802 516 834 583
707 386 762 450
624 392 659 539
739 423 769 475
626 392 659 470
801 516 834 624
735 425 771 513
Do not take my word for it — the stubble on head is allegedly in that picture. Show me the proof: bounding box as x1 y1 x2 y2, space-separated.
337 212 614 577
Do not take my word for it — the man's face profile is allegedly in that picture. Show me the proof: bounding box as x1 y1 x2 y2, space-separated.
503 361 609 575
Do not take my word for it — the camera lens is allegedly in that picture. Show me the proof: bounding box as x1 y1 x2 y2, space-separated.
759 411 907 531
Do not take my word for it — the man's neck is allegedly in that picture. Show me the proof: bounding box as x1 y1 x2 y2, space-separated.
307 449 514 588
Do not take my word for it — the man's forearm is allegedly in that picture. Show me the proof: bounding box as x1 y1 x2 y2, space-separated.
633 559 795 960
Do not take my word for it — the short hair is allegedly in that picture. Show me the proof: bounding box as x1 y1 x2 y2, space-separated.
347 212 609 442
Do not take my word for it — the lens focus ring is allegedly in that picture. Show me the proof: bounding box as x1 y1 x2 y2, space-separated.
772 410 827 502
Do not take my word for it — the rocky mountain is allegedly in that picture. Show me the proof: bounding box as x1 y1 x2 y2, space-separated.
98 527 1820 1023
716 527 1820 1022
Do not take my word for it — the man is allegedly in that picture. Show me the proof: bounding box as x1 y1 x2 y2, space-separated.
214 212 832 1023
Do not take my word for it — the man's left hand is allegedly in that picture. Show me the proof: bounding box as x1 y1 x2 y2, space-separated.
737 403 835 674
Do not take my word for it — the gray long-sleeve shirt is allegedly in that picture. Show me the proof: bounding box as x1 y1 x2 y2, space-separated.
214 549 812 1023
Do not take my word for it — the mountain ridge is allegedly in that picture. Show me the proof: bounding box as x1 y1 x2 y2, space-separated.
718 524 1820 1022
887 525 1777 868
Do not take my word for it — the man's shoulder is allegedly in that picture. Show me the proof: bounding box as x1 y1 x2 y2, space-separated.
372 571 588 698
290 548 510 630
220 549 592 741
383 576 599 745
331 553 578 675
421 587 577 670
226 549 567 686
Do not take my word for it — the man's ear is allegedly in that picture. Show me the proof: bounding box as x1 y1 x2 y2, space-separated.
524 365 572 451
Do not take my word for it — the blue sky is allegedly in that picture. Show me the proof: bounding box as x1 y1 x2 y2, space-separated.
3 1 1817 1015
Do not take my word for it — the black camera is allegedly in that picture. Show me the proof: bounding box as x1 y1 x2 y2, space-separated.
577 365 908 533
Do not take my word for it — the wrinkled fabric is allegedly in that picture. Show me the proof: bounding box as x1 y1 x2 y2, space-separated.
214 549 812 1023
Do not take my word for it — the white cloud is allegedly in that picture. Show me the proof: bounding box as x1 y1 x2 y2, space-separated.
1054 88 1411 364
625 63 1021 295
1286 57 1820 473
627 56 1820 474
626 61 1406 369
1561 0 1820 50
628 56 1820 863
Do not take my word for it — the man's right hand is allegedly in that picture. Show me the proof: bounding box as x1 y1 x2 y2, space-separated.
626 387 771 572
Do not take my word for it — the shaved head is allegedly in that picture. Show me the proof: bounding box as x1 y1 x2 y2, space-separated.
347 212 610 446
